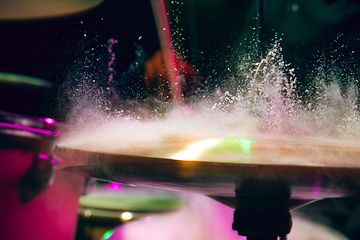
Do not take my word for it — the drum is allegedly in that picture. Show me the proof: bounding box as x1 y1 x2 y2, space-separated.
77 181 183 240
0 111 84 240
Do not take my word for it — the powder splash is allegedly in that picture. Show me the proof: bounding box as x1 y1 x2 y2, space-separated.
58 39 360 167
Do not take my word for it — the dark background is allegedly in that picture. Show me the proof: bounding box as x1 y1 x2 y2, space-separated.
0 0 159 120
0 0 359 119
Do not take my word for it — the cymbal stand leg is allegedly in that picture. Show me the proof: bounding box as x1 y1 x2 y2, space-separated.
232 180 292 240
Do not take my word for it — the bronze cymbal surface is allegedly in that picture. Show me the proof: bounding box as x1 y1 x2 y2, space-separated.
56 136 360 205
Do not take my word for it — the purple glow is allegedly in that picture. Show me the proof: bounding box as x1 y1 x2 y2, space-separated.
107 38 116 74
145 217 152 223
311 180 322 197
0 122 52 135
54 129 60 136
51 159 57 165
38 153 50 160
109 182 121 190
106 38 119 103
44 118 55 129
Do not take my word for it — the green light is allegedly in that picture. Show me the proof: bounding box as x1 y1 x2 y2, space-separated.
238 137 254 154
209 137 254 156
103 230 113 239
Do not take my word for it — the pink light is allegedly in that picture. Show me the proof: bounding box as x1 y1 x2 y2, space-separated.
311 180 322 197
0 122 52 135
38 153 50 159
109 182 121 190
51 159 57 165
44 118 55 128
54 129 60 137
44 118 55 124
145 217 151 223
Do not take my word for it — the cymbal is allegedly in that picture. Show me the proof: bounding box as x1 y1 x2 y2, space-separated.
0 0 103 21
0 72 52 88
57 135 360 168
56 136 360 209
57 135 360 239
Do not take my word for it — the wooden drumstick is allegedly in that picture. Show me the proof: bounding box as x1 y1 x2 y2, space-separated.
150 0 184 106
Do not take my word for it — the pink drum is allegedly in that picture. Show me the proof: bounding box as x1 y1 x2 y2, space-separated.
0 111 84 240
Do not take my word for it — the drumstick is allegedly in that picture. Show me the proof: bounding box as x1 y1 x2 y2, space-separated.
150 0 184 105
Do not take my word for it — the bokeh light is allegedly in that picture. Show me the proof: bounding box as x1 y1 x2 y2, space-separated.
121 212 133 221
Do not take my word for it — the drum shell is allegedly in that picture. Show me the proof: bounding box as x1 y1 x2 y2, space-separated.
0 115 83 240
